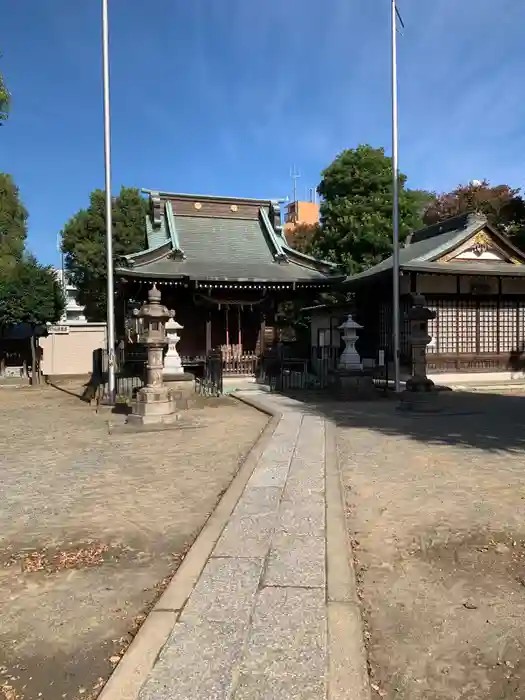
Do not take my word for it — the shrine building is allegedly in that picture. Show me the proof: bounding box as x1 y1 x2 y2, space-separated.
343 212 525 374
115 189 343 375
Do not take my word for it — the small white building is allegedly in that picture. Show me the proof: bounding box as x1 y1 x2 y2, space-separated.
37 270 106 378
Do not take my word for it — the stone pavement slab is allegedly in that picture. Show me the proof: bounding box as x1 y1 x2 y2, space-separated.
264 532 326 588
138 619 246 700
133 391 369 700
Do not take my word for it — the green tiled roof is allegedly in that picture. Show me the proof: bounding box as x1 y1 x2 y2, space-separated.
117 197 341 284
344 212 525 286
145 213 168 250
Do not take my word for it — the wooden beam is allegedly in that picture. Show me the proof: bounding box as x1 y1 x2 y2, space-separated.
206 312 212 353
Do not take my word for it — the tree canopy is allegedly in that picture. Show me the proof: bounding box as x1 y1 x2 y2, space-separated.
0 175 63 334
285 221 320 254
61 187 149 321
0 173 27 269
0 255 64 332
423 180 525 244
0 57 9 124
312 145 433 274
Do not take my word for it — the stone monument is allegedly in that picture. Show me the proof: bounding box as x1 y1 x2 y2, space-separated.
127 285 179 426
400 294 439 411
163 316 195 399
334 314 375 398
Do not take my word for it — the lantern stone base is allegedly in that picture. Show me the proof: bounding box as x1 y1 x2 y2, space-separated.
127 386 179 426
164 372 195 399
333 369 376 400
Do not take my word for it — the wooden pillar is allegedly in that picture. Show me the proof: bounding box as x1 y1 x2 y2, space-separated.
237 306 242 351
206 311 212 354
225 306 230 347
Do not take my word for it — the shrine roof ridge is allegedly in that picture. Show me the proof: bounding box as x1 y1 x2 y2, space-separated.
141 189 287 206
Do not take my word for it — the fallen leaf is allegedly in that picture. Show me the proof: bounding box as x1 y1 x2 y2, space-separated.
109 656 120 664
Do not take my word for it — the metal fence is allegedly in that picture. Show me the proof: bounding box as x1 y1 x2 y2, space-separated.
260 349 330 392
92 347 145 402
196 350 223 396
259 345 393 395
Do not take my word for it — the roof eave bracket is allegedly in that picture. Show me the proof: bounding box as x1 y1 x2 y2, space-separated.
151 191 163 228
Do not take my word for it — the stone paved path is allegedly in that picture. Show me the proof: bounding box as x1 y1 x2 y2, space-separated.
136 392 362 700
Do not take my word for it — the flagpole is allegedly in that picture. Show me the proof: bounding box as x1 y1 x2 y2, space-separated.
102 0 116 401
391 0 401 392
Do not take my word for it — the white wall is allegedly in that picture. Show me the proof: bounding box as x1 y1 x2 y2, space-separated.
40 323 107 376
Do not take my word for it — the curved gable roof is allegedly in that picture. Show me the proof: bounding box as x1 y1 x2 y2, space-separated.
344 212 525 286
116 191 342 285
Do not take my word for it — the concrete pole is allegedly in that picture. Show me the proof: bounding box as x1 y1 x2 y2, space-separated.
391 0 401 392
102 0 116 401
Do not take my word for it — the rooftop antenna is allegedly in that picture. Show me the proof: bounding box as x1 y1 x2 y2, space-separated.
290 165 301 204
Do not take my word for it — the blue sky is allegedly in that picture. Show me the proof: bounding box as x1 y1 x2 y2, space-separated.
2 0 524 266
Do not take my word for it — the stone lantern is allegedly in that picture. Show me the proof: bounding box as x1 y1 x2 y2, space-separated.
400 294 439 411
164 317 184 376
334 314 375 398
338 314 363 371
405 294 436 392
127 284 178 425
162 317 195 398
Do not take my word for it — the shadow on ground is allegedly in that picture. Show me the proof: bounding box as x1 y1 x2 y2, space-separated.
269 389 525 452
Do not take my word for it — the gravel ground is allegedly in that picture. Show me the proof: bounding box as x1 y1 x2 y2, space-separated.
331 391 525 700
0 384 267 700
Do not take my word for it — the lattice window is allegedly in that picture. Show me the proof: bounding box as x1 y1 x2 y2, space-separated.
438 300 458 354
400 297 412 357
518 302 525 349
378 302 391 352
478 301 498 353
499 301 517 352
427 304 438 354
457 301 476 353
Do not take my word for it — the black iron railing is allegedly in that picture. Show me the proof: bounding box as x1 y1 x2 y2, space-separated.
91 347 145 402
196 350 224 396
258 345 393 394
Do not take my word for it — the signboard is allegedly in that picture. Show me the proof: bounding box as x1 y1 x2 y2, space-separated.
47 325 70 334
3 366 24 378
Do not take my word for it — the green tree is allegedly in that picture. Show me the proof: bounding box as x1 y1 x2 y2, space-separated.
285 222 320 254
0 255 64 329
0 255 65 380
0 173 27 269
0 57 9 124
61 187 148 321
423 180 525 245
312 145 434 274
